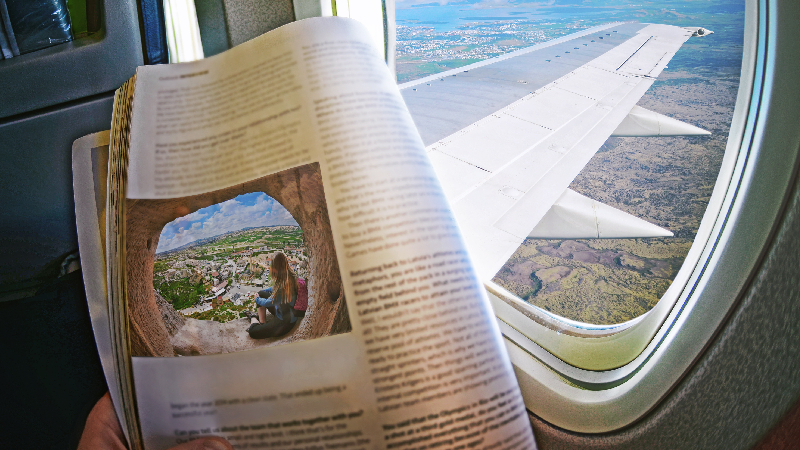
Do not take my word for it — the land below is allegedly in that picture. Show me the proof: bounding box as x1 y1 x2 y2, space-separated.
153 225 306 322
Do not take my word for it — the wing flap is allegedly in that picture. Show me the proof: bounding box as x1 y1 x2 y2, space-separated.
426 150 491 201
551 65 631 100
432 113 551 173
447 73 655 279
492 78 653 238
458 76 648 219
505 87 598 131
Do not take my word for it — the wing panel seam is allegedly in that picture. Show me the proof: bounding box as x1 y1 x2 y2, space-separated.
616 35 654 71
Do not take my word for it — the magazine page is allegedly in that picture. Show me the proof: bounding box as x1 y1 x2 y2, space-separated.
108 77 145 450
72 131 130 441
120 17 535 450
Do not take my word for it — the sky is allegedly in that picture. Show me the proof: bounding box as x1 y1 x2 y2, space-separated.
156 192 297 253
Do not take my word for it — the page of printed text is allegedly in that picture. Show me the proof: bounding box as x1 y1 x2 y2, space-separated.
127 17 536 450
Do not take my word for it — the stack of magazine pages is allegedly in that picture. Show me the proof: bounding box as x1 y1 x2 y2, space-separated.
72 17 536 450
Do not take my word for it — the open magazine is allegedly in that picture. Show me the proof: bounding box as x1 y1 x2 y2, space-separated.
72 17 536 450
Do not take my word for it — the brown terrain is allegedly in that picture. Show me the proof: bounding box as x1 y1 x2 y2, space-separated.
492 70 740 324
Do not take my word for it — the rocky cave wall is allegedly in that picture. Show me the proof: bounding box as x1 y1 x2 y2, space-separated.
125 163 349 356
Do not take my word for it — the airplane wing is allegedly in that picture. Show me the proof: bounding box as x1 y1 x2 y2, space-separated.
400 22 712 280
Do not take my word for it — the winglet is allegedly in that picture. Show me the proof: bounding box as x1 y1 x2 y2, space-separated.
528 189 674 239
612 105 711 137
684 27 714 37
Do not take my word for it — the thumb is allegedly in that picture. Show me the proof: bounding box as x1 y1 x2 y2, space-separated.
167 437 233 450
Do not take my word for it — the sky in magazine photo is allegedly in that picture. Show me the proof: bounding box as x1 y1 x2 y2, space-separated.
396 0 745 324
125 162 350 357
154 192 298 254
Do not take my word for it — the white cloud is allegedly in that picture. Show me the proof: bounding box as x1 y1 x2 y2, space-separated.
396 0 460 7
156 194 298 253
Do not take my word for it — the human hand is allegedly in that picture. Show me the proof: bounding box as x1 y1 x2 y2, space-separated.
78 392 233 450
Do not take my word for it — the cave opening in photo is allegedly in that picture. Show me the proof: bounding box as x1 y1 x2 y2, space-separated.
125 163 350 357
153 192 305 321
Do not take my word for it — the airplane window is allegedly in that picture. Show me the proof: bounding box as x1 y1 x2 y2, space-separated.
396 0 745 327
395 0 765 433
164 0 204 63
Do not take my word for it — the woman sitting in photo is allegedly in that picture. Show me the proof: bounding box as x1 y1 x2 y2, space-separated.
247 252 299 339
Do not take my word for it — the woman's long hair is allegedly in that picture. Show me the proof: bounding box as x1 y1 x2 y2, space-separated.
270 252 298 306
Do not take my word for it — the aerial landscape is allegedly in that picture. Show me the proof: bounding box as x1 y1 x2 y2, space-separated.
153 194 307 323
128 162 348 357
396 0 745 324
